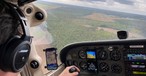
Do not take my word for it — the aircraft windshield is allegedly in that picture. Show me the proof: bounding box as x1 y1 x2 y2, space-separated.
31 0 146 74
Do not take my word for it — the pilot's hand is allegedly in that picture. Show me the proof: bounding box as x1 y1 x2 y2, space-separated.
59 65 80 76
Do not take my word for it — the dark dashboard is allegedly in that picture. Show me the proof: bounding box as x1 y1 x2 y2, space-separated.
60 39 146 76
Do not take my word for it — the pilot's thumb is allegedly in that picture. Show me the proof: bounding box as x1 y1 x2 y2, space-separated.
72 72 79 76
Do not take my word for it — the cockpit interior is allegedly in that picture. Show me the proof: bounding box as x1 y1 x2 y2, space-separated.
2 0 146 76
60 39 146 76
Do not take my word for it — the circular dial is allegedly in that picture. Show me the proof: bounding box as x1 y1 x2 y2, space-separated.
110 51 121 61
98 50 108 60
79 50 86 59
111 64 122 73
99 62 109 72
79 61 88 70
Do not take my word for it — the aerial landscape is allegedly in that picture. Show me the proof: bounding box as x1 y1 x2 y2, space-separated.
34 1 146 51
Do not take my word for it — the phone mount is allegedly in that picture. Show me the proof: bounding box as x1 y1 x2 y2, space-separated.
117 31 128 39
43 47 58 70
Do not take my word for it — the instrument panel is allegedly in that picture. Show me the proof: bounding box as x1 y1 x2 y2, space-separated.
60 39 146 76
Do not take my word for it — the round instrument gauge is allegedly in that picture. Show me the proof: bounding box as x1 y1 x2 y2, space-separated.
110 51 121 61
111 64 122 73
99 62 109 72
79 61 87 70
98 50 108 60
79 50 86 59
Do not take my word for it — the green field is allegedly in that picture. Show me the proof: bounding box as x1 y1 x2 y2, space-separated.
34 1 146 51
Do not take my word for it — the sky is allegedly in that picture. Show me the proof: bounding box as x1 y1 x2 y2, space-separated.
41 0 146 15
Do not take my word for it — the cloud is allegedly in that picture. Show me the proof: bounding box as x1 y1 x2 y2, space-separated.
115 0 134 5
42 0 146 15
79 0 106 2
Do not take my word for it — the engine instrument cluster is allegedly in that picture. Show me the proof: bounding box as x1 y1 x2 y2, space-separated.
60 39 146 76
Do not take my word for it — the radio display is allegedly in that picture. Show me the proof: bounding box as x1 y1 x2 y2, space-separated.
133 71 146 75
131 65 146 69
87 51 96 59
127 54 146 61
